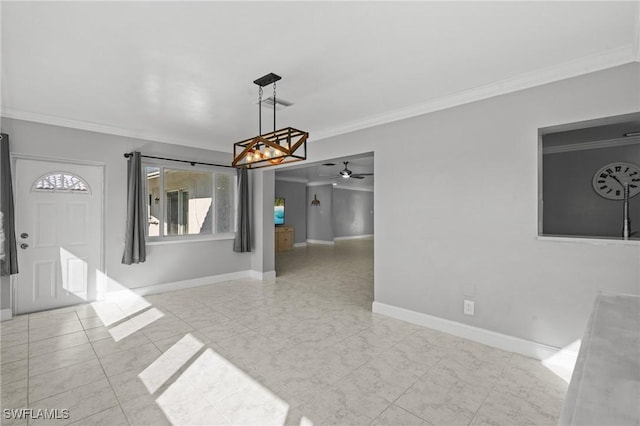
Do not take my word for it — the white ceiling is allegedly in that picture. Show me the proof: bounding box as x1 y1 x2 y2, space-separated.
1 1 639 154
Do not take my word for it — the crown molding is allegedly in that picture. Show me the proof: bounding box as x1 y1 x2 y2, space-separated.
311 46 636 143
2 46 636 151
543 135 640 155
306 180 334 187
274 176 308 184
333 185 374 192
0 108 230 153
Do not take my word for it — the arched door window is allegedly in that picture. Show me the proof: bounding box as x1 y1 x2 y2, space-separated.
32 172 91 194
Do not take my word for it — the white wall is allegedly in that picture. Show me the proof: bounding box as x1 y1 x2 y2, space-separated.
306 184 334 243
0 118 254 301
250 169 276 278
333 188 374 238
305 63 640 349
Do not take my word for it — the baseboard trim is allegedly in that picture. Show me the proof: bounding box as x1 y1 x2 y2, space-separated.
307 239 335 245
1 308 12 321
107 270 273 299
334 234 374 241
250 270 276 281
372 301 559 360
293 242 308 248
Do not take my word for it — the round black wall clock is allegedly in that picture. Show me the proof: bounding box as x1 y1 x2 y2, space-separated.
592 162 640 200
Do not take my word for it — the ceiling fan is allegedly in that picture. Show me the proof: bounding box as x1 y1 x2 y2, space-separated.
338 161 373 180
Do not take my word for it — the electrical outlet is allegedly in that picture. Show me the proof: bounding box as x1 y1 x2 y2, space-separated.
464 300 475 316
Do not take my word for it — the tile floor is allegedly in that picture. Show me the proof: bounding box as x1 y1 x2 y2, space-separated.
0 238 568 425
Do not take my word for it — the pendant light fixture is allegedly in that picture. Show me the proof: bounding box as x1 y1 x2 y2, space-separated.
232 73 308 169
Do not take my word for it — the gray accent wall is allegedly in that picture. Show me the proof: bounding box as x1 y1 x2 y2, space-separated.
333 188 374 237
306 184 334 242
274 180 307 244
300 63 640 349
0 117 255 307
543 144 640 238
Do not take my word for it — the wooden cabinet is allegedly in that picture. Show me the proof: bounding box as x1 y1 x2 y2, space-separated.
275 226 294 252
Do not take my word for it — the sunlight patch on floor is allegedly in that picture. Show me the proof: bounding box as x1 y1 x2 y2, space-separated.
91 271 167 341
542 339 581 383
108 307 164 342
139 333 204 394
152 338 291 425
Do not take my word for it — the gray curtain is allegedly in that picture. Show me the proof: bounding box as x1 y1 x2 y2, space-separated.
0 133 18 276
233 167 251 253
122 151 146 264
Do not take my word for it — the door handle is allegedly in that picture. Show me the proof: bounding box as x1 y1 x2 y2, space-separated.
20 243 29 250
20 233 29 239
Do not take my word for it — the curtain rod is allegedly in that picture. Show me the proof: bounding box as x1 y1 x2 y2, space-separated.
123 152 236 169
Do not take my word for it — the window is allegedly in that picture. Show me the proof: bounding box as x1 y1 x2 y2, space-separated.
33 172 90 193
539 113 640 241
144 165 235 240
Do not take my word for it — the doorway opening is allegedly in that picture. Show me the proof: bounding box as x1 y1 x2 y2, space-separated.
274 152 375 309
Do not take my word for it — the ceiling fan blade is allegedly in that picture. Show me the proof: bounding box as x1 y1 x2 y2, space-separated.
351 175 366 180
356 173 374 176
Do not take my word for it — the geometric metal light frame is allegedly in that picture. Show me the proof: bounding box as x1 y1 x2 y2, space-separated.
232 127 308 169
232 72 308 169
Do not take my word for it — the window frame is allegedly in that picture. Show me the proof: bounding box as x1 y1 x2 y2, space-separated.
32 171 91 194
142 160 237 243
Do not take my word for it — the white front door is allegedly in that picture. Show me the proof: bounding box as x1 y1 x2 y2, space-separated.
14 158 103 314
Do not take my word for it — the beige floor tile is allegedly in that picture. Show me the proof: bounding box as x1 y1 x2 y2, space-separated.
371 405 432 426
108 370 151 403
0 406 29 426
73 304 98 320
152 330 211 352
308 379 392 422
29 311 79 330
0 318 28 336
29 343 97 377
29 378 119 426
68 405 129 426
212 380 291 426
28 306 78 319
139 318 193 343
97 342 161 377
28 321 84 343
90 330 151 358
1 331 28 349
0 240 570 425
155 377 231 425
1 378 28 410
28 331 89 358
1 342 28 365
29 358 106 403
84 326 112 342
197 321 251 343
1 359 28 385
120 395 171 426
395 369 492 426
80 316 107 330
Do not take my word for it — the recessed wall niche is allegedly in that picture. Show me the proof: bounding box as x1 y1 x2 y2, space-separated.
540 113 640 240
